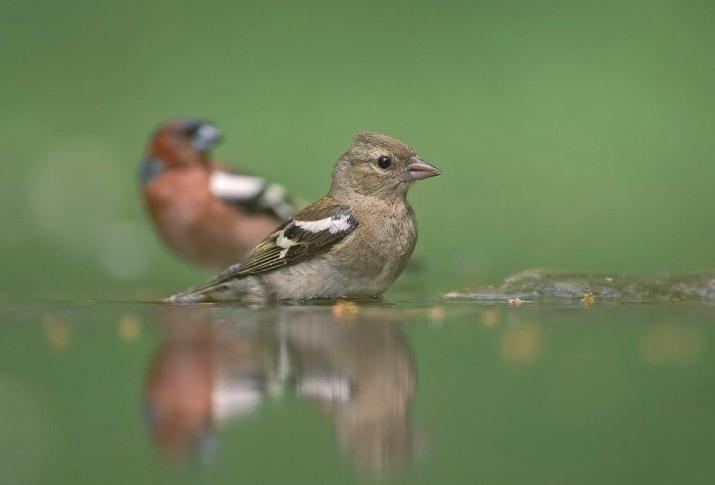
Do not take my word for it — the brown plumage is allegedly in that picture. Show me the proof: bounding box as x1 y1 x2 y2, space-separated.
168 132 440 303
139 118 296 269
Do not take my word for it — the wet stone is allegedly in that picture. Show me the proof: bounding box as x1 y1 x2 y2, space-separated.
443 269 715 303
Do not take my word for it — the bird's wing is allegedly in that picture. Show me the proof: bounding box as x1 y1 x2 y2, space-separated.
213 199 358 281
209 169 296 220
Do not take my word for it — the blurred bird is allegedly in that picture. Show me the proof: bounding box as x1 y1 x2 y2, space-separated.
168 132 440 303
139 118 296 269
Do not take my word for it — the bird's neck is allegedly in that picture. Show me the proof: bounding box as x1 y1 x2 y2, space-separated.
328 184 409 208
150 151 210 170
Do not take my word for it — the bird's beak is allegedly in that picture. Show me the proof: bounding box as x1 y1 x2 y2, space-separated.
192 124 223 153
407 158 441 181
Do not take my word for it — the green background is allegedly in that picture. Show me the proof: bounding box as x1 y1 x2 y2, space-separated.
2 2 715 484
3 0 715 297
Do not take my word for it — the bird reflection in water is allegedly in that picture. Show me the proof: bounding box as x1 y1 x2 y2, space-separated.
143 305 417 475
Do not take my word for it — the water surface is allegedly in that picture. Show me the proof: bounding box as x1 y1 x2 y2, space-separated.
1 299 713 484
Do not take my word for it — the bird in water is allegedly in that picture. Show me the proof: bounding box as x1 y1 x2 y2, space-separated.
139 118 296 269
167 132 440 303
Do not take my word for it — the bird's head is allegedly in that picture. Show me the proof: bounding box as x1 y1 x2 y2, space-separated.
330 133 441 199
148 118 223 167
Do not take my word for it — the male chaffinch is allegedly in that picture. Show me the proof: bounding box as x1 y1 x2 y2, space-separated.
167 132 440 303
139 118 296 269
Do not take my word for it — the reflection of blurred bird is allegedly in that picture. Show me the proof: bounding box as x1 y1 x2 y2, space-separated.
139 118 296 269
169 133 440 303
143 307 268 462
142 305 417 475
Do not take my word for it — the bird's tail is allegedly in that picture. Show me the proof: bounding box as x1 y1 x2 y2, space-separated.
164 278 243 303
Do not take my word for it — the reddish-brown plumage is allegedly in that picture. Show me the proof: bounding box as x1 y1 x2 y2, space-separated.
140 119 292 269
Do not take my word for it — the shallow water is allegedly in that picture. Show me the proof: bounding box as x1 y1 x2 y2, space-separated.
1 299 714 485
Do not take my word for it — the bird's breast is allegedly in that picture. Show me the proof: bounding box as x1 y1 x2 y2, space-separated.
336 202 417 279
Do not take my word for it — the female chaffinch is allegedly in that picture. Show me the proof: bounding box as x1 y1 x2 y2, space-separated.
168 132 440 303
139 118 296 269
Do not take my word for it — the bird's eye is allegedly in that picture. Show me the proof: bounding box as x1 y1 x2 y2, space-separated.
377 155 392 169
